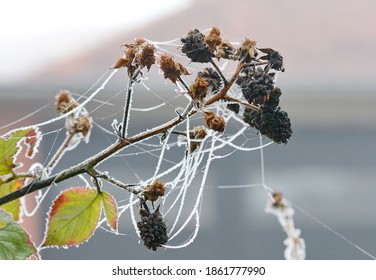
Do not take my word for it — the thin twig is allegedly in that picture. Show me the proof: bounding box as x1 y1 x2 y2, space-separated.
209 58 227 85
97 172 141 195
223 96 260 112
0 60 245 207
47 132 75 170
121 67 142 139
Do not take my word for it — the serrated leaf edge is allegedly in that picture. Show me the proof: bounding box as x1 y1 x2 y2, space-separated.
41 186 102 249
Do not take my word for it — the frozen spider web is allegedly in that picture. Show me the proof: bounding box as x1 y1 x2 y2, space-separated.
1 31 375 260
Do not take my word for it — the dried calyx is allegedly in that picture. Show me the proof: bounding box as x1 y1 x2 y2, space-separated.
114 38 156 77
204 111 226 133
159 54 189 84
189 126 207 153
143 181 166 202
55 90 78 113
55 90 92 141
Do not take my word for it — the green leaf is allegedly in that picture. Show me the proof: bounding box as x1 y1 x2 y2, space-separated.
100 191 118 232
0 179 22 221
42 187 102 248
0 129 32 176
0 209 38 260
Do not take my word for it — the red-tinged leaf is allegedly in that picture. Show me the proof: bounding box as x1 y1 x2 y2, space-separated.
42 187 102 248
0 128 41 176
100 191 118 232
0 209 38 260
24 128 41 159
0 179 23 221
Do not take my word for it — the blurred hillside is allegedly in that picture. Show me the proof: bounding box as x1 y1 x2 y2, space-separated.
2 0 375 126
21 0 376 90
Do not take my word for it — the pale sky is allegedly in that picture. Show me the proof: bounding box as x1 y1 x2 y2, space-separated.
0 0 192 85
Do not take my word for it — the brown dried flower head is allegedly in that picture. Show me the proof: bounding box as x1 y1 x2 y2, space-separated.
235 38 257 62
189 76 209 100
189 126 207 153
144 180 166 202
159 54 189 83
216 41 236 59
55 90 78 113
204 27 222 51
114 38 156 76
204 111 226 133
74 114 92 137
138 43 156 71
272 192 285 208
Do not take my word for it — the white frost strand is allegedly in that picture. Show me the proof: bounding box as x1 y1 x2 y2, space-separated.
265 193 306 260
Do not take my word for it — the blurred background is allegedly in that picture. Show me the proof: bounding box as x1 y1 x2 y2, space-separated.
1 0 376 259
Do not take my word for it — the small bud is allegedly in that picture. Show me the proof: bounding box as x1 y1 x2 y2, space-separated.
144 181 166 202
216 41 236 59
204 111 226 133
272 192 284 208
74 114 92 138
235 38 257 62
55 90 78 113
189 126 207 153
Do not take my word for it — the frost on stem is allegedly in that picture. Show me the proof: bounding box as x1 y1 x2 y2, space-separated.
0 27 297 259
265 192 306 260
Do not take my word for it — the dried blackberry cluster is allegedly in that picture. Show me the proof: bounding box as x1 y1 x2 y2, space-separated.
243 106 292 144
241 69 292 144
236 67 275 106
181 29 214 63
137 207 168 251
259 48 285 72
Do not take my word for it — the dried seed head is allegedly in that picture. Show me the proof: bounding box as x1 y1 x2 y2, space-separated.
190 126 207 140
189 126 207 153
197 67 222 94
144 180 166 202
204 26 222 51
259 48 285 72
74 114 92 137
159 54 189 83
181 29 214 63
235 37 257 62
137 206 168 251
204 111 226 133
138 43 156 71
272 192 284 208
237 67 275 106
55 90 78 113
265 87 282 109
216 41 236 59
189 76 209 100
243 106 292 144
114 39 156 76
113 47 138 76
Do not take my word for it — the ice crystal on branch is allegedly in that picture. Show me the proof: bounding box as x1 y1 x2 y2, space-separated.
0 26 298 259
